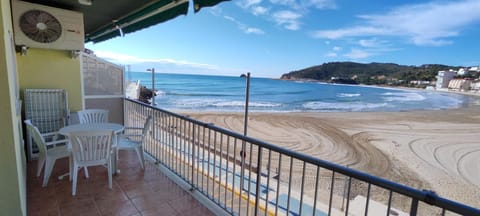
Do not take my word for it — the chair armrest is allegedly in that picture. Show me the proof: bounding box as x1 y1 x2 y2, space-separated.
41 131 62 137
124 127 143 130
121 134 144 138
45 139 69 146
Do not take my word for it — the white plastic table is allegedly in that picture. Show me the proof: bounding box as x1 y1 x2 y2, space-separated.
59 123 124 176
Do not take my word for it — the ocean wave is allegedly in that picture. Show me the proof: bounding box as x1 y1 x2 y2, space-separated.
155 90 166 96
302 101 389 111
337 93 361 98
381 92 425 102
168 92 235 97
173 99 281 108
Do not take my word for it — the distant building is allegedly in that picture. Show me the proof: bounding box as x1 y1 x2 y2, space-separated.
436 70 456 89
471 80 480 92
457 68 468 76
448 79 472 91
469 66 480 72
410 80 431 85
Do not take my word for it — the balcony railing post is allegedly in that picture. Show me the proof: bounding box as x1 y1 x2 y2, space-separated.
410 198 419 216
254 146 263 215
191 123 196 190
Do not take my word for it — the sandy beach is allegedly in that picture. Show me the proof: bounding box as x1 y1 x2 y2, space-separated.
183 106 480 209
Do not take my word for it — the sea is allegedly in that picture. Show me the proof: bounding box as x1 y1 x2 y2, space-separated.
127 72 477 112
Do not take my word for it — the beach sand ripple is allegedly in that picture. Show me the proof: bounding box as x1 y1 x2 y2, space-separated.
185 107 480 210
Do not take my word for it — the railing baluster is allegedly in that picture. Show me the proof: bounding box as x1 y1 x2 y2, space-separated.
206 128 212 197
233 138 240 215
275 154 282 216
345 177 352 216
191 122 195 189
328 171 335 216
286 157 293 216
386 190 393 216
201 126 206 194
313 166 320 216
299 161 306 216
213 131 217 202
410 198 419 216
365 183 371 216
219 134 223 204
246 142 253 216
225 135 230 210
265 150 272 215
254 147 263 216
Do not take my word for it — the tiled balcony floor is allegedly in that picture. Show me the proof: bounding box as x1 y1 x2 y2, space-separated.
27 150 215 216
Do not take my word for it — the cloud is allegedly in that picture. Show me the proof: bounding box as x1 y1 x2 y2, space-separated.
358 38 391 48
94 51 219 70
344 49 371 59
269 0 336 10
237 0 263 8
332 46 342 51
223 16 265 34
312 26 390 39
312 0 480 46
252 6 269 15
237 0 336 31
93 51 250 76
246 28 265 34
325 52 337 57
272 10 302 30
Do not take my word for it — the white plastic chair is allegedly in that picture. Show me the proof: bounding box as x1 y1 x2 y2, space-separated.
69 129 114 196
76 109 109 177
117 116 152 169
24 120 71 187
77 109 109 124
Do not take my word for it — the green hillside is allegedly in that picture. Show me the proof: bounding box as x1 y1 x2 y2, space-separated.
280 62 463 86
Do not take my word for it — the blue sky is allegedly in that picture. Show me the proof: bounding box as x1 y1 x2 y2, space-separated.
86 0 480 78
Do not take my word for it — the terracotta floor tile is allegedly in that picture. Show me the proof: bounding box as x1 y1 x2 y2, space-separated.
27 151 214 216
96 199 139 216
59 199 100 216
138 202 178 216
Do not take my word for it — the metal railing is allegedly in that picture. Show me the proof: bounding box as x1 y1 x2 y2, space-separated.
124 98 480 216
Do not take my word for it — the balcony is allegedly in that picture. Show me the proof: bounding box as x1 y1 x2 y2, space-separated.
24 98 480 216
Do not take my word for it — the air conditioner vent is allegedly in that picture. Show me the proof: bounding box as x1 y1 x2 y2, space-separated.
19 10 62 43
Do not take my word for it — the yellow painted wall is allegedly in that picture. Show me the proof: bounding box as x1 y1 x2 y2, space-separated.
0 0 26 215
17 48 83 111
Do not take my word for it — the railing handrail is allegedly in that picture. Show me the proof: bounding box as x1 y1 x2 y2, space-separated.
125 98 480 216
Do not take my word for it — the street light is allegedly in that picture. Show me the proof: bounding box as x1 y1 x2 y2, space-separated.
240 72 250 191
242 72 250 136
147 68 155 105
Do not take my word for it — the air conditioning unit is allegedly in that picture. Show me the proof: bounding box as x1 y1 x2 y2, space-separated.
11 0 84 50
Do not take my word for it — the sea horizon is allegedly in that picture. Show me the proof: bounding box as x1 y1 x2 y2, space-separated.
127 72 477 113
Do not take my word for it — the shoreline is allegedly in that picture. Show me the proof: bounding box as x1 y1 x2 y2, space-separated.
180 107 480 208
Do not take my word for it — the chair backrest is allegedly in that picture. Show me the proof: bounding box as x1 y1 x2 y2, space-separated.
24 120 47 155
70 129 114 165
78 109 109 124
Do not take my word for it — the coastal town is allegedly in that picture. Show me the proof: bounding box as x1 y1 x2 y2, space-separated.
431 66 480 93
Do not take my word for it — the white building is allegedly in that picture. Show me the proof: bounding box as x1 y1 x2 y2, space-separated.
469 66 480 72
436 70 457 89
471 80 480 92
457 68 468 76
448 79 472 91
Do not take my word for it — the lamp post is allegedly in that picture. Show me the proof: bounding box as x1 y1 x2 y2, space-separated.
243 72 250 136
147 68 155 105
240 72 250 191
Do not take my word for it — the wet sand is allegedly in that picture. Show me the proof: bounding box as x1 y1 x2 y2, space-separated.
183 107 480 209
